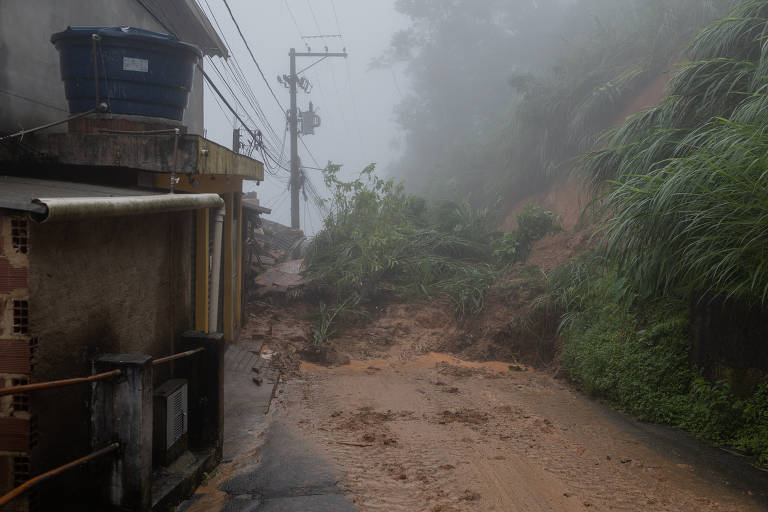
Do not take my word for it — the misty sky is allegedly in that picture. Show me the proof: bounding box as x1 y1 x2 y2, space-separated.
199 0 408 234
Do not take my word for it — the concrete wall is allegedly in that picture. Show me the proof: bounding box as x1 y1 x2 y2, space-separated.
0 0 205 135
27 210 195 508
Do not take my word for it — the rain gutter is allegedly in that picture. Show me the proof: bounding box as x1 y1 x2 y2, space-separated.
31 193 224 223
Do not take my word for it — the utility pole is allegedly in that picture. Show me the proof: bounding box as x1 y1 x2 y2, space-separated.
283 47 347 230
289 48 300 230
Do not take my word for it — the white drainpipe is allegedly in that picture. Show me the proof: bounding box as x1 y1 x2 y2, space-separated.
209 205 226 334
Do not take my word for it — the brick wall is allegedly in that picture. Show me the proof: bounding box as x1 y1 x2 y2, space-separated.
0 215 33 512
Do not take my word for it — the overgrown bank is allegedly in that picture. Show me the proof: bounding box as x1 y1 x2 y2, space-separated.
528 255 768 465
300 0 768 469
302 164 559 343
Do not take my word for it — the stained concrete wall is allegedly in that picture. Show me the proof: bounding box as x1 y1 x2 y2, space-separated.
0 0 205 135
27 210 195 509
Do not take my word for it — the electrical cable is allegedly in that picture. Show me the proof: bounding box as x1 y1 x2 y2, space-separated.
220 0 286 112
298 135 322 168
199 0 283 149
0 89 69 113
284 0 306 39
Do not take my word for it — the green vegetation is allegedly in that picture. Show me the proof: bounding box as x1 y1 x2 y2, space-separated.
304 164 498 316
304 165 559 337
306 0 768 464
533 0 768 464
587 0 768 304
536 254 768 463
492 205 561 265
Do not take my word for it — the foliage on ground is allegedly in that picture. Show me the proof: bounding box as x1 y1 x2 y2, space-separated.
304 165 559 343
533 253 768 464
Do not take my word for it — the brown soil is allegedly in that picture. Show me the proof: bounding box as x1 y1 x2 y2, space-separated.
245 299 765 512
268 337 765 512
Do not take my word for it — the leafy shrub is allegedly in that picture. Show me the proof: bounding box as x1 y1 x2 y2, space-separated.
493 205 561 265
549 254 768 463
304 164 498 317
516 205 561 245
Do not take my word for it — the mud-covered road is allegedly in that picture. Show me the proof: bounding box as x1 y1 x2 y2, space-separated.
185 303 768 512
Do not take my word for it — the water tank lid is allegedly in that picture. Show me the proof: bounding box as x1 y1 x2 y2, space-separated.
51 26 202 58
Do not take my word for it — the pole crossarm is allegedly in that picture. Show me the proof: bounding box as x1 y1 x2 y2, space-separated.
294 52 348 58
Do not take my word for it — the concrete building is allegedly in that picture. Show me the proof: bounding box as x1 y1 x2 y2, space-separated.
0 179 223 511
0 2 266 510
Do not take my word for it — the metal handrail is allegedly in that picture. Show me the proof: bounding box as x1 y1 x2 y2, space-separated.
0 443 119 506
0 370 121 397
152 347 205 366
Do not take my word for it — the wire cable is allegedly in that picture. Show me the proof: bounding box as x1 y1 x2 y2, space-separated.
220 0 286 112
284 0 306 39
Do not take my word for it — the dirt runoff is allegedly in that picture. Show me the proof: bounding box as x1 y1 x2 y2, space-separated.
262 302 767 512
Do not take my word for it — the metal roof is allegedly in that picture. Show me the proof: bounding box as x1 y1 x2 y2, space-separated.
0 176 223 222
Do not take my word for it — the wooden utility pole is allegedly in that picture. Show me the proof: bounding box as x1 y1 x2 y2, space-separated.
286 48 347 230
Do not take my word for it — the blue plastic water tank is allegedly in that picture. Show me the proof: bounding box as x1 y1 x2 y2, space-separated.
51 26 202 121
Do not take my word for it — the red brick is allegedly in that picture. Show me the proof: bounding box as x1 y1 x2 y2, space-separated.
0 259 27 293
0 340 30 374
0 418 29 452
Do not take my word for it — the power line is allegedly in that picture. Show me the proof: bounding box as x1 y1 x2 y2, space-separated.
220 0 286 112
284 0 305 38
205 80 234 126
305 0 326 42
299 135 322 168
199 0 284 151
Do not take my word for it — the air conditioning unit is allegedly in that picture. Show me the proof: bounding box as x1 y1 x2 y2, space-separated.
153 379 188 467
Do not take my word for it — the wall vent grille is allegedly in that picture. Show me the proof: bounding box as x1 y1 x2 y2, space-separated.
165 384 188 449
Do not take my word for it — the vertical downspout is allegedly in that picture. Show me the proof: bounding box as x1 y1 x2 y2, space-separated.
209 205 225 333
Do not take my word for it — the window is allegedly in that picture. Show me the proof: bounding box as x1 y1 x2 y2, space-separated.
13 456 30 486
11 219 28 254
11 378 29 412
13 300 28 335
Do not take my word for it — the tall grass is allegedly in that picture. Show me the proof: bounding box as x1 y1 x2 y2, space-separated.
586 0 768 303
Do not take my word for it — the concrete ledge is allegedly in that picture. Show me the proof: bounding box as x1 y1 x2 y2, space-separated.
151 448 218 512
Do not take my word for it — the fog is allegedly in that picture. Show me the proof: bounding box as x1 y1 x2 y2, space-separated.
199 0 725 234
200 0 409 234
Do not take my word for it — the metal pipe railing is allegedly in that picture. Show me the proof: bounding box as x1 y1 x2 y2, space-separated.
0 370 121 397
152 347 205 366
0 443 119 506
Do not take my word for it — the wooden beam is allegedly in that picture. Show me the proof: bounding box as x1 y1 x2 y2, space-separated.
194 209 210 333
